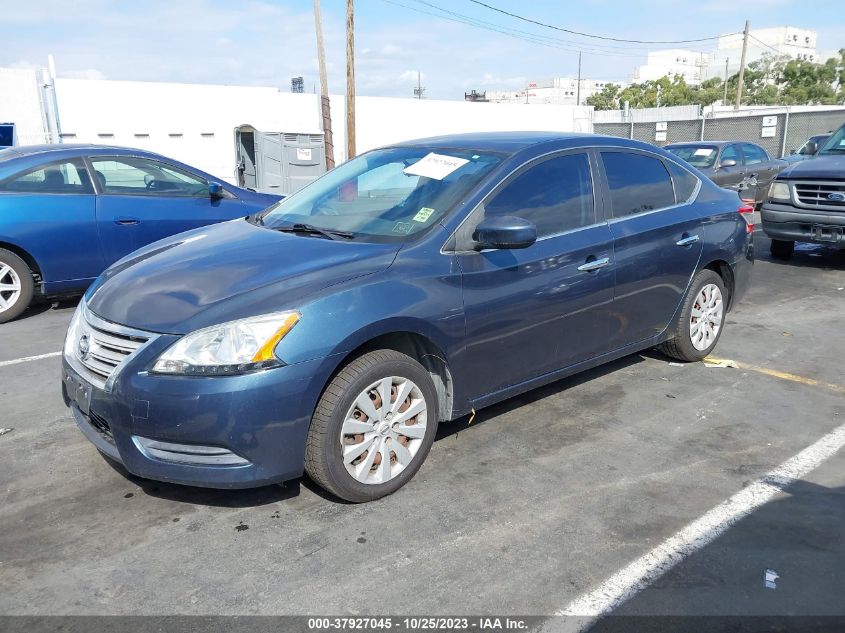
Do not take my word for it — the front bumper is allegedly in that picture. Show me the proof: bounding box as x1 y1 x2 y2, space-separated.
761 202 845 244
63 341 340 489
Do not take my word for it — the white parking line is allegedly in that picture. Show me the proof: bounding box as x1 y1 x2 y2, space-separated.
0 351 62 368
553 422 845 631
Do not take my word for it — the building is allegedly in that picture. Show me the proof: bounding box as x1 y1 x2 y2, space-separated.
631 27 819 86
631 49 712 86
714 27 817 79
486 77 623 106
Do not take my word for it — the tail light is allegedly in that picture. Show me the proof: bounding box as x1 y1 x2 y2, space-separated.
738 204 755 233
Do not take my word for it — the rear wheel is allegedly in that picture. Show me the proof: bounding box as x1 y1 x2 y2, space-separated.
304 349 439 502
0 249 35 324
660 269 727 362
770 239 794 259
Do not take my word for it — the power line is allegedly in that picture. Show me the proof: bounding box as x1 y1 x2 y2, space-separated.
465 0 738 45
383 0 714 58
749 34 786 57
381 0 637 57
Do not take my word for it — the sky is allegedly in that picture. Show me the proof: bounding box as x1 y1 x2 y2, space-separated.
2 0 843 100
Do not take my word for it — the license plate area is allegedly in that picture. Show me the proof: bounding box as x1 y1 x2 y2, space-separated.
811 224 843 242
64 367 93 416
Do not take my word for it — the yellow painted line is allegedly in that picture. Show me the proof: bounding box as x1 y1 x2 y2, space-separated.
704 356 845 396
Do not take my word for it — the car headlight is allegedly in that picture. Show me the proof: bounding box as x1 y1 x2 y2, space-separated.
768 181 790 201
152 311 300 376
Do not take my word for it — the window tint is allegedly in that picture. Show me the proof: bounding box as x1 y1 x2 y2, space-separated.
485 153 594 237
666 161 699 203
90 156 208 196
600 152 675 217
720 145 740 163
0 159 94 195
742 144 768 165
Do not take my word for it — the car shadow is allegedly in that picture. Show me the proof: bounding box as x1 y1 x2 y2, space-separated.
755 234 845 271
10 294 82 323
101 454 300 508
435 352 649 441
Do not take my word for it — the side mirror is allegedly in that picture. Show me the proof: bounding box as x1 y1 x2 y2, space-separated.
208 181 224 198
805 142 818 155
473 215 537 250
719 159 737 168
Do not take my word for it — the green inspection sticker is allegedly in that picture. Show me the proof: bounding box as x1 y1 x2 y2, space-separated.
413 207 435 222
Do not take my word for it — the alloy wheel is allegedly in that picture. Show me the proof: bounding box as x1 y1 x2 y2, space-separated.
0 264 22 314
339 376 428 485
689 283 723 351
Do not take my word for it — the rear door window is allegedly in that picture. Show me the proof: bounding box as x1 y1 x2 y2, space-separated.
0 159 94 194
600 151 675 217
484 152 594 237
91 156 208 197
741 144 768 165
720 145 741 164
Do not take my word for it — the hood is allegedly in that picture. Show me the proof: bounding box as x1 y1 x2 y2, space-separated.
87 219 401 334
779 154 845 180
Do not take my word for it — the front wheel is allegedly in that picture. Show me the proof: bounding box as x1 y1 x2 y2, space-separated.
659 269 727 362
0 249 35 324
304 350 439 502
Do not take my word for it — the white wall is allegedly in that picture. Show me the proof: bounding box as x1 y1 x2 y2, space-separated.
54 78 323 183
0 68 49 145
327 95 593 163
2 71 593 185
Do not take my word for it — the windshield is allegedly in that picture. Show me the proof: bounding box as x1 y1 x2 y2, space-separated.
818 126 845 154
257 147 503 242
666 145 718 169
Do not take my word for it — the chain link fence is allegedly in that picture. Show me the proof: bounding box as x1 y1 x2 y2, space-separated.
596 108 845 158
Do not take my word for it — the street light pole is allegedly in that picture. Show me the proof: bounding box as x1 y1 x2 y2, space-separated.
734 20 750 110
345 0 356 159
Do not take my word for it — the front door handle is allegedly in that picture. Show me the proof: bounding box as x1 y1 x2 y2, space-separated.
676 234 700 246
577 256 610 272
115 217 140 225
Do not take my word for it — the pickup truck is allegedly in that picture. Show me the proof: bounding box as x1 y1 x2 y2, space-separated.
761 123 845 258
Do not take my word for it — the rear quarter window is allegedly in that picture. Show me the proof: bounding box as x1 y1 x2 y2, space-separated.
665 160 699 203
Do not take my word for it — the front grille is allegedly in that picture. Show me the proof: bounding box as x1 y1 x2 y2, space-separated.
68 304 155 390
793 181 845 210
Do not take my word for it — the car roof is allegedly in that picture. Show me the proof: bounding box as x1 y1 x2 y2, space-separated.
389 131 602 153
0 143 169 162
665 141 755 148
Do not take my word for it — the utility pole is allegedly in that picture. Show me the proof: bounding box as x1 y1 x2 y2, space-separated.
313 0 335 169
734 20 749 110
413 71 425 99
576 51 582 106
345 0 356 160
723 57 729 104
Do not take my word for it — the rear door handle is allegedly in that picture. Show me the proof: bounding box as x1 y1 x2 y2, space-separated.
676 234 700 246
577 256 610 272
115 217 140 225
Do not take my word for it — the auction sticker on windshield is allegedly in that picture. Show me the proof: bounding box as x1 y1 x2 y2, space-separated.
694 148 715 156
404 152 469 180
413 207 435 223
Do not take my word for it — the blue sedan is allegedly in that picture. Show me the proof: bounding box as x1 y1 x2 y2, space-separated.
63 132 753 502
0 145 281 322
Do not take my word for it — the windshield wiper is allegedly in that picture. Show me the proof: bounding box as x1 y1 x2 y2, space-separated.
272 223 355 240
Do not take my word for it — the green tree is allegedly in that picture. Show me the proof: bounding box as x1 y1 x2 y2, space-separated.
586 83 621 110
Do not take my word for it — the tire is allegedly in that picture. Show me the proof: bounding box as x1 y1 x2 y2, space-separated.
0 249 35 324
659 269 727 363
305 349 439 503
770 239 794 259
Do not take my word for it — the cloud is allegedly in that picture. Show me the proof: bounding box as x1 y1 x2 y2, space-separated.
61 68 106 80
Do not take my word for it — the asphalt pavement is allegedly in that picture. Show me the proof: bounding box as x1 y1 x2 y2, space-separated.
1 232 844 623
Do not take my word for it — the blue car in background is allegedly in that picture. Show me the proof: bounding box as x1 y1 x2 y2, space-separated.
63 132 753 502
0 145 281 322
